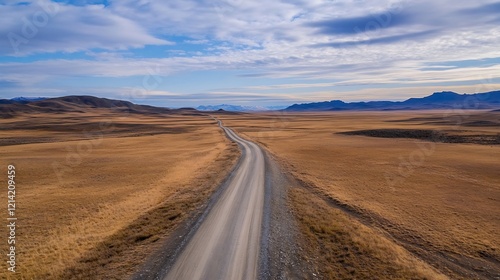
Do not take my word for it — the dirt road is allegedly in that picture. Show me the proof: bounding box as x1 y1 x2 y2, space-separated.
164 120 265 280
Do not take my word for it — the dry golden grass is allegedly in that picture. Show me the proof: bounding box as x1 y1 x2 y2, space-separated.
290 186 447 279
219 110 499 279
0 112 239 279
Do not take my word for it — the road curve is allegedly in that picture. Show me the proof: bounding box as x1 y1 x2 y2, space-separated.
164 120 265 280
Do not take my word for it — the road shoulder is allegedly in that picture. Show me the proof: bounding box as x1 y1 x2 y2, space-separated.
259 151 317 280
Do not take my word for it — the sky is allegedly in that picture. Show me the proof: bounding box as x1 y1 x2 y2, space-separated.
1 0 500 107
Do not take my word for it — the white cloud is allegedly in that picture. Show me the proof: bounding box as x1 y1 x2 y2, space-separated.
0 0 171 56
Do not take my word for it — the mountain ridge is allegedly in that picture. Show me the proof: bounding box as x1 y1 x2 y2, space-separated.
285 90 500 111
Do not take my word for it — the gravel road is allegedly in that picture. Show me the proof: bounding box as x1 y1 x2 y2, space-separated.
163 121 266 280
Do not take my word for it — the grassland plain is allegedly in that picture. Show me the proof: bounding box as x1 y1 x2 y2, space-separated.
0 112 239 279
218 110 499 279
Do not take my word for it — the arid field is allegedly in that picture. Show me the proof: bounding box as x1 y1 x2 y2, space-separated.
218 110 500 279
0 111 239 279
1 108 498 280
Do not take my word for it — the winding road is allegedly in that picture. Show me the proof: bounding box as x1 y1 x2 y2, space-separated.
164 120 265 280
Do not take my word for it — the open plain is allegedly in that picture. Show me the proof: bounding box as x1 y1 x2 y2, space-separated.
1 107 498 280
218 109 500 279
0 111 239 279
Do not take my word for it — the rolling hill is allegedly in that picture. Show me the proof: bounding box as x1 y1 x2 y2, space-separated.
0 95 199 118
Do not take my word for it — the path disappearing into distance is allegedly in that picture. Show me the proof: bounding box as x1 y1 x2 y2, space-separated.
164 120 265 280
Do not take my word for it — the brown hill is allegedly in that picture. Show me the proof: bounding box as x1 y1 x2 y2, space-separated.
0 95 200 117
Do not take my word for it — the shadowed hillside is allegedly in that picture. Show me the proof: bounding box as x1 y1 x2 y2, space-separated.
0 95 201 118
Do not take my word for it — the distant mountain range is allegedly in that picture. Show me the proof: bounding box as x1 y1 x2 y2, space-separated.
9 97 47 103
2 91 499 117
285 91 500 111
197 104 287 112
0 95 198 118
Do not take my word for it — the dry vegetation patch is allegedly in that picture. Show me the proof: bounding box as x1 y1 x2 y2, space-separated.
339 128 500 145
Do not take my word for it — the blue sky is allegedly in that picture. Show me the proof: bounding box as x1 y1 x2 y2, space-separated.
1 0 500 107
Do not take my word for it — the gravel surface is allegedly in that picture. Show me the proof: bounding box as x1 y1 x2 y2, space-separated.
259 151 316 280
